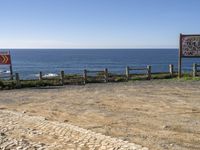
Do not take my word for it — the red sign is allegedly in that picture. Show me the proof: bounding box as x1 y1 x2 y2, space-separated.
0 51 11 65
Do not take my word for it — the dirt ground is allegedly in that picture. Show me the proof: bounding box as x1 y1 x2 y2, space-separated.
0 80 200 150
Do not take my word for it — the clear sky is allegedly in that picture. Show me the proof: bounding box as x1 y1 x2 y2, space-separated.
0 0 200 49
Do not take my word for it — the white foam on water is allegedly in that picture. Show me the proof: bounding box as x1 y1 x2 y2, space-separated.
35 74 40 77
0 70 10 74
43 73 58 78
4 70 10 74
34 73 58 78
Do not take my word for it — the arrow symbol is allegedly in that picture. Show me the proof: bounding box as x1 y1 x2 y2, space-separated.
3 56 6 63
5 56 8 63
0 56 2 63
2 55 5 63
1 55 8 64
0 54 10 64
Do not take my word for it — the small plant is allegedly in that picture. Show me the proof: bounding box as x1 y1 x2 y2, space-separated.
114 76 126 82
0 80 4 86
182 73 192 80
192 77 200 81
0 80 4 87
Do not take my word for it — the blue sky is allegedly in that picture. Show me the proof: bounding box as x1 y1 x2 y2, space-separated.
0 0 199 48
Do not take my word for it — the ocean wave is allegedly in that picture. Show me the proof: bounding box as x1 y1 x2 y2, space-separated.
43 73 59 78
35 74 40 77
35 73 58 78
0 70 10 74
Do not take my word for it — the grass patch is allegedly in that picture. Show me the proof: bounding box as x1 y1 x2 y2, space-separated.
2 72 199 90
179 73 200 81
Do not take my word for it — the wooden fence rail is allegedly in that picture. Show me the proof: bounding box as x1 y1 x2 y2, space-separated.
0 75 15 79
83 68 108 84
9 64 179 88
126 64 175 80
37 71 65 85
193 63 200 77
126 65 152 80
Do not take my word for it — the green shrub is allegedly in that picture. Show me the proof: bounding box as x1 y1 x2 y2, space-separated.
0 80 4 87
114 77 126 82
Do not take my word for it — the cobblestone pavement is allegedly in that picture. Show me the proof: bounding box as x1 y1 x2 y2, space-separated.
0 110 148 150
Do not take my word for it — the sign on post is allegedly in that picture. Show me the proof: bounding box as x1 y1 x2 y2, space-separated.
0 51 11 65
0 51 13 79
178 34 200 78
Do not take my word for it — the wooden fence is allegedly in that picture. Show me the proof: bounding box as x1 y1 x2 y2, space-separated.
125 65 152 80
193 63 200 77
169 64 174 77
83 68 108 84
0 74 15 80
125 64 174 80
11 64 176 87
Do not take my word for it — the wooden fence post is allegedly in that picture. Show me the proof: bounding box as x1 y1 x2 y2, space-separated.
104 68 108 83
147 65 151 80
126 66 130 80
10 65 13 80
39 71 43 80
15 73 21 88
60 70 65 85
169 64 174 77
83 69 87 84
193 63 197 77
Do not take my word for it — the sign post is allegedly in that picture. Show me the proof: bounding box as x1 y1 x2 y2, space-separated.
0 51 13 80
178 34 200 78
178 34 183 78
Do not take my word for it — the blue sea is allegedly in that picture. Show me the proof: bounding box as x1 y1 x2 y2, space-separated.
1 49 200 79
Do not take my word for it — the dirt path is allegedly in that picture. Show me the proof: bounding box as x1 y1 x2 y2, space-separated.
0 80 200 149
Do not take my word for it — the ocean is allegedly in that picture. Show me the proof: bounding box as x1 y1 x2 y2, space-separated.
1 49 200 79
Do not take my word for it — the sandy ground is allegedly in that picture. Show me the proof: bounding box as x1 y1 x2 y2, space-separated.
0 80 200 150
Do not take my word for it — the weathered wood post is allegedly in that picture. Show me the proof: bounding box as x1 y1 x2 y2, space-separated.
193 63 197 77
147 65 151 80
83 69 87 84
104 68 108 83
15 73 21 88
178 33 183 78
126 66 130 80
60 70 65 85
169 64 174 77
39 71 43 80
10 65 13 80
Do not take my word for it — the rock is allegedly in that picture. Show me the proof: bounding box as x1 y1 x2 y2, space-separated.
16 146 23 150
162 125 170 129
0 132 5 136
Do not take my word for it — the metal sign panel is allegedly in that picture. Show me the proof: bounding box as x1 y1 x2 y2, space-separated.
181 35 200 57
0 51 13 79
178 34 200 78
0 51 11 65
